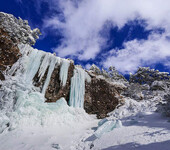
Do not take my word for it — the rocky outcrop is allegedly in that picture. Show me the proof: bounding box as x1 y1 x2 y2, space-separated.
0 12 126 119
84 73 126 118
45 63 74 103
0 28 21 80
3 12 170 120
33 62 74 103
0 11 41 80
0 12 41 45
129 67 170 85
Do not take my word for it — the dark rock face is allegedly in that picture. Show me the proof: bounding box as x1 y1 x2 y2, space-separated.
33 62 74 103
84 73 124 119
45 63 74 103
0 28 21 80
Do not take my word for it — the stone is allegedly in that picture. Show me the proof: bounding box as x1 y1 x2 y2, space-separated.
84 73 125 119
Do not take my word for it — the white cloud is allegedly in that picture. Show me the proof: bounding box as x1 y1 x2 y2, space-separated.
41 0 170 72
104 33 170 73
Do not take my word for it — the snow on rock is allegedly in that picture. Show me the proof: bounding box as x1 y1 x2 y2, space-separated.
0 12 41 45
151 80 167 91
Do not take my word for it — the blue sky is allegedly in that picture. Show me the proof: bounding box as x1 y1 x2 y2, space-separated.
1 0 170 74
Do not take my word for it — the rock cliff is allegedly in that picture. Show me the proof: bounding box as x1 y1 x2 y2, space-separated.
1 12 170 119
0 12 124 119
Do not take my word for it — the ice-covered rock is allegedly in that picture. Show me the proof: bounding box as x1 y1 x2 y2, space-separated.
94 119 122 138
151 81 167 91
90 64 101 74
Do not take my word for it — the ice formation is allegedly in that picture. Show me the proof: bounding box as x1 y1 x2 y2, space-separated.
0 44 92 132
41 56 60 94
69 66 91 108
17 44 61 95
38 53 51 82
24 48 44 83
9 91 91 130
59 59 70 87
94 119 122 138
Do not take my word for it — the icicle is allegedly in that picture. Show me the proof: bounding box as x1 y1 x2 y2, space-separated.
24 48 44 83
41 56 60 94
7 44 39 77
38 53 51 82
59 59 70 86
69 66 91 108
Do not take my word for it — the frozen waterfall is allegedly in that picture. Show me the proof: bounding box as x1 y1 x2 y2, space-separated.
24 48 44 83
41 56 60 94
59 59 70 87
17 44 61 95
69 66 91 108
38 53 51 82
0 44 93 133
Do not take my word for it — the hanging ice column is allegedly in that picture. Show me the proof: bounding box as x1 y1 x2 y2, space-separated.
41 55 60 94
69 66 91 108
38 53 51 82
17 44 61 95
59 59 70 86
24 47 44 83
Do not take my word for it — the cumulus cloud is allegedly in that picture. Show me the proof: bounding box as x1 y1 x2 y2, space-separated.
103 33 170 73
41 0 170 72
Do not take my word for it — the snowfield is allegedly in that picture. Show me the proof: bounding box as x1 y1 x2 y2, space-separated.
1 97 170 150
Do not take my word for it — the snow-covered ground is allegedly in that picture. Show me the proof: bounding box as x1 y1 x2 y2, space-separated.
1 97 170 150
72 98 170 150
78 112 170 150
0 118 98 150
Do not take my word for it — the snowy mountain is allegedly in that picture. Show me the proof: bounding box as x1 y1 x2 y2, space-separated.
1 12 170 150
